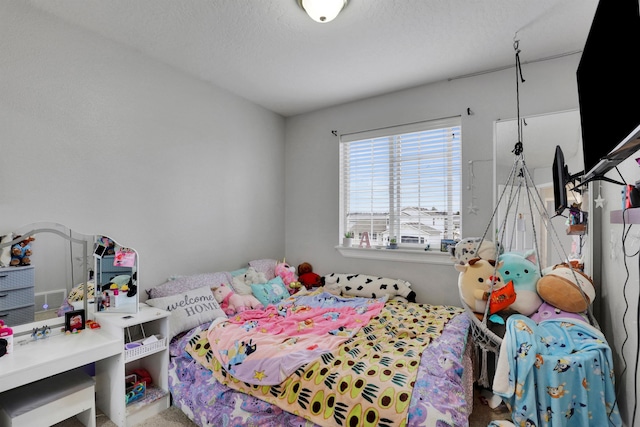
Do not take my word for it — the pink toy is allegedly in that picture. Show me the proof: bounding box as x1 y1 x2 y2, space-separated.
275 260 298 294
211 283 263 315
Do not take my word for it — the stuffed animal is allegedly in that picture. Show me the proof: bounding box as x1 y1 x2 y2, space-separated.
232 267 268 295
450 237 503 265
497 251 543 316
530 301 589 323
10 235 35 266
275 260 298 294
297 262 323 289
323 273 416 302
211 283 264 316
536 264 595 313
456 258 509 315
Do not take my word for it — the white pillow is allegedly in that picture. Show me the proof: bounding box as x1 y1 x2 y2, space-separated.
146 286 227 339
0 233 13 267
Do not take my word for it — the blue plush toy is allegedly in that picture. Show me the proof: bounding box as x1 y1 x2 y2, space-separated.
10 236 34 266
497 250 543 316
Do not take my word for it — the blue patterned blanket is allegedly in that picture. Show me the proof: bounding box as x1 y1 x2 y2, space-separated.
493 315 622 426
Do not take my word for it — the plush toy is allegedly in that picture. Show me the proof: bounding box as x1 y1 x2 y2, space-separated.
497 251 543 316
536 264 595 313
211 283 264 316
530 301 589 323
275 260 298 294
297 262 323 289
323 273 416 302
10 235 35 266
450 237 503 265
232 267 268 295
456 258 510 315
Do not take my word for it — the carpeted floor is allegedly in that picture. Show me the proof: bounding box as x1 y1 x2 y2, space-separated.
54 405 196 427
54 387 512 426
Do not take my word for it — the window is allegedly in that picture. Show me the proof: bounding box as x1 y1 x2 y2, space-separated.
339 116 462 249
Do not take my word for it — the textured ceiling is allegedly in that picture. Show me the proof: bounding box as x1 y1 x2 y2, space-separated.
22 0 599 117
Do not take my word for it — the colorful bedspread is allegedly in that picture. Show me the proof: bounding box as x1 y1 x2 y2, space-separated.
207 293 386 385
493 315 622 427
185 297 465 427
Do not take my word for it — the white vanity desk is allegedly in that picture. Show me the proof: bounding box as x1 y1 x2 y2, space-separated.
0 319 122 393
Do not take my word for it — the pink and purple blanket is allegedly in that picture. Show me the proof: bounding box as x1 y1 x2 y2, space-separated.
207 293 386 385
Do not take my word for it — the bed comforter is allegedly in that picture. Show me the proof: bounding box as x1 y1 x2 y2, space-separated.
169 294 472 427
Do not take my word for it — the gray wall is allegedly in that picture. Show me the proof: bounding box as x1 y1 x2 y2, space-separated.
0 2 286 288
284 54 582 307
599 157 640 425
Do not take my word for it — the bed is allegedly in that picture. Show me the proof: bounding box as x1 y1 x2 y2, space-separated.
145 260 475 427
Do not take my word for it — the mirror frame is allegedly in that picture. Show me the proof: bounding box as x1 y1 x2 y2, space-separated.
1 223 139 334
0 224 91 330
493 109 590 272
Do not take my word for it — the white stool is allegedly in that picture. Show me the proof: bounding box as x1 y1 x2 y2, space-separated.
0 368 96 427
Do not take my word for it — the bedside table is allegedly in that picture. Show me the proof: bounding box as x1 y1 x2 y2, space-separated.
94 304 171 426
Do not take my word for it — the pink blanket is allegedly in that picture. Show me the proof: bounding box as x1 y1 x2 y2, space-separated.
207 297 385 385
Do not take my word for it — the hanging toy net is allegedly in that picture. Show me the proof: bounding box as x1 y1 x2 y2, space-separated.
456 41 597 388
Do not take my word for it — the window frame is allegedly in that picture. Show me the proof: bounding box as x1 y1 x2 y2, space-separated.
339 116 462 255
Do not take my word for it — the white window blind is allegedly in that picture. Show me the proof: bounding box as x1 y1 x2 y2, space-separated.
340 116 462 248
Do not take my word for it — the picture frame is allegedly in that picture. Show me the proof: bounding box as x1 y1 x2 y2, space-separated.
440 239 457 253
93 243 107 259
65 309 86 332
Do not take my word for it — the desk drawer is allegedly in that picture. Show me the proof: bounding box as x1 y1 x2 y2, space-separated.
0 266 35 291
0 305 35 325
0 287 34 311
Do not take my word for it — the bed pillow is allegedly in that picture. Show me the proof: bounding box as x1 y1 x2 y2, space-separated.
146 271 233 299
146 286 227 339
250 276 288 306
248 259 278 280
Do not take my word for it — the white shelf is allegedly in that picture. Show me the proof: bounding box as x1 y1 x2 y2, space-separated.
124 335 167 363
95 304 170 426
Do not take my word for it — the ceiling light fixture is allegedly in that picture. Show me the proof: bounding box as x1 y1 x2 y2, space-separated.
297 0 348 23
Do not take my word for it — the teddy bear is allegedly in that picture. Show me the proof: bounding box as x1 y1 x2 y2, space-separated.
10 235 35 266
497 251 543 316
275 260 298 294
232 267 268 295
456 258 512 316
297 262 323 290
211 283 264 316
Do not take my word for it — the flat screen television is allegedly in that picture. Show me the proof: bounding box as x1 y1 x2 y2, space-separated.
577 0 640 185
553 145 569 216
553 145 583 216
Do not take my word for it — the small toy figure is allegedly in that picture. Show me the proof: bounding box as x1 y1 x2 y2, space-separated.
10 235 35 266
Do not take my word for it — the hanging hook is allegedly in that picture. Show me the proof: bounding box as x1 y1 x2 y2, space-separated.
512 141 523 156
331 130 337 136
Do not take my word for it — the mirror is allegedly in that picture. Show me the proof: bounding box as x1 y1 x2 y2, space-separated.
494 109 587 270
0 222 139 330
94 235 138 314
